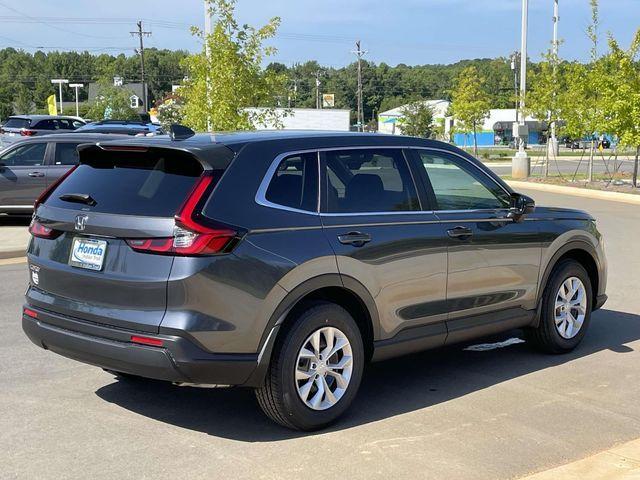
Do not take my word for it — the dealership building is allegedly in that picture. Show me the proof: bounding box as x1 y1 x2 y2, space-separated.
378 101 546 146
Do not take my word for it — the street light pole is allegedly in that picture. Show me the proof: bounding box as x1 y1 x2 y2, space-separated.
548 0 560 159
512 0 530 179
204 0 212 131
50 79 69 115
69 84 84 117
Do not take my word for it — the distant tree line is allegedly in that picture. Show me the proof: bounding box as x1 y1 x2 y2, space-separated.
0 45 527 122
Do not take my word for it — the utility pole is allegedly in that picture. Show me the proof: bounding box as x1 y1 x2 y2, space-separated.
288 79 298 108
510 52 519 123
352 40 367 132
130 21 152 113
69 83 84 117
315 71 322 109
512 0 530 179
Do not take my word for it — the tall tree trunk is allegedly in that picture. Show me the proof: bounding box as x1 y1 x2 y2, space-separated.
473 122 478 158
633 146 639 188
588 139 594 183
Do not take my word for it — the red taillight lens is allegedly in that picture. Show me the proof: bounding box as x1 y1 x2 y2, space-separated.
125 173 239 256
29 219 61 239
130 335 163 347
23 307 38 319
34 164 79 210
20 129 36 136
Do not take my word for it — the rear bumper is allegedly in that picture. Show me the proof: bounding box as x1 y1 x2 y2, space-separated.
22 306 258 386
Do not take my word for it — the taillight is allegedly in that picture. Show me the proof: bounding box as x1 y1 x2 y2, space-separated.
29 219 61 239
34 164 79 210
20 129 36 136
125 173 239 256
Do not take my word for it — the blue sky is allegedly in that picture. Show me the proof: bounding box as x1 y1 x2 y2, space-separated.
0 0 638 65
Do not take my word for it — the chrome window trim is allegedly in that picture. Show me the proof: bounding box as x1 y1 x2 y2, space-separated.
255 145 512 217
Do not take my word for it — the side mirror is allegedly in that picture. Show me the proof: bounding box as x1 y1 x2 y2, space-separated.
508 193 535 220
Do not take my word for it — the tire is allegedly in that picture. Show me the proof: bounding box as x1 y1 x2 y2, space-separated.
526 259 593 353
255 301 365 431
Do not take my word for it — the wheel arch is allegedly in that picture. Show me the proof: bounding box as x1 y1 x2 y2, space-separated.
534 241 601 327
244 274 379 387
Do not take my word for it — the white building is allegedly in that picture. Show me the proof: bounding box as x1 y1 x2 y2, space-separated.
378 100 450 136
247 108 351 131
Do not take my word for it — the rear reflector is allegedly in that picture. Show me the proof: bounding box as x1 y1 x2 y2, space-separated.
130 335 163 347
34 164 79 210
20 129 36 136
23 308 38 319
29 220 61 239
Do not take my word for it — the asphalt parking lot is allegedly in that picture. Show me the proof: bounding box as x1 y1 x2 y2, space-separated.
1 187 639 480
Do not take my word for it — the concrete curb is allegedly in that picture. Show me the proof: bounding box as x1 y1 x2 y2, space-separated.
0 250 26 260
519 438 640 479
509 180 640 205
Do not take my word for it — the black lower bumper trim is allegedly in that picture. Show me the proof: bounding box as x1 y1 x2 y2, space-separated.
22 309 258 386
595 294 608 311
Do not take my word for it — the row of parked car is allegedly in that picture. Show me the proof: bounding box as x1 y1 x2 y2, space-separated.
0 115 163 214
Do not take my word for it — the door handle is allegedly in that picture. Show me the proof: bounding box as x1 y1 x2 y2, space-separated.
337 231 371 247
28 172 45 177
447 226 473 239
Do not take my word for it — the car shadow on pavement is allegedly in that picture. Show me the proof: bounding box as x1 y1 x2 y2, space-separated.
95 308 639 442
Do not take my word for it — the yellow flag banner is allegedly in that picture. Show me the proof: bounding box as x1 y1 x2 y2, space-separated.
47 95 57 115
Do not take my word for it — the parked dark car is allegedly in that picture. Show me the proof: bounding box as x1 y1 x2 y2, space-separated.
74 120 162 136
0 134 125 214
0 115 86 145
22 130 607 430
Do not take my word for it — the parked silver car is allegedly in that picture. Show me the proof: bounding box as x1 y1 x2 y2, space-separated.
0 134 124 214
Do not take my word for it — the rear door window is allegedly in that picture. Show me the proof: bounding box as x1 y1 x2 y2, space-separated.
46 151 205 217
264 152 318 212
0 143 47 166
53 143 81 165
35 120 57 130
323 149 420 213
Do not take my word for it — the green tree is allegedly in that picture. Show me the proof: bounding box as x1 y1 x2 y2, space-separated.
179 0 287 131
13 84 34 115
86 81 139 120
599 31 640 186
399 101 434 138
561 0 605 181
450 66 491 156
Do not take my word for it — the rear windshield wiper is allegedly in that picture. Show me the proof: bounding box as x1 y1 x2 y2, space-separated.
58 193 97 206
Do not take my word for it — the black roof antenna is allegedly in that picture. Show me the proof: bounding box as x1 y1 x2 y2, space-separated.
169 124 196 141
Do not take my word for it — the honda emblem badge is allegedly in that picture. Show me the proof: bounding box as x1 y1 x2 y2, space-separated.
75 214 88 231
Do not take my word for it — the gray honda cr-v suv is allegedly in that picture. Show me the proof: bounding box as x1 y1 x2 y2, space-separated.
22 129 607 430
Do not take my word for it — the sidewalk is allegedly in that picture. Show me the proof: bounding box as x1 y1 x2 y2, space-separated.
520 438 640 479
0 218 30 259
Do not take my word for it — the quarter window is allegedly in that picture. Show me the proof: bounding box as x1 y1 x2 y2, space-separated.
264 152 318 212
324 149 419 213
418 152 510 210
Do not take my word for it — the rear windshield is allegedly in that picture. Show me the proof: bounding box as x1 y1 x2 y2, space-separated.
3 118 30 129
46 150 205 217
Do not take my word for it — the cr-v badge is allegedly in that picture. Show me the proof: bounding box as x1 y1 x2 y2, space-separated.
75 214 88 231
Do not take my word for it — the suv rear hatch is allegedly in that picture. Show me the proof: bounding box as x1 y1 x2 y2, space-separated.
26 143 235 334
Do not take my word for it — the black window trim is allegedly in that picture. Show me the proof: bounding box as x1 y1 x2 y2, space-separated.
255 145 514 217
